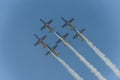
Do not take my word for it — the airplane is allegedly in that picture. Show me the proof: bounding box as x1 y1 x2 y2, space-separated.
61 17 76 31
46 44 58 55
40 19 55 32
34 34 48 48
56 32 69 44
46 44 59 57
55 32 70 45
72 28 85 41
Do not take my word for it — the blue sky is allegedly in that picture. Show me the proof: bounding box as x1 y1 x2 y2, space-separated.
0 0 120 80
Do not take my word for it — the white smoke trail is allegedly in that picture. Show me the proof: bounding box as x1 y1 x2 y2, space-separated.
77 30 120 78
54 32 106 80
48 50 84 80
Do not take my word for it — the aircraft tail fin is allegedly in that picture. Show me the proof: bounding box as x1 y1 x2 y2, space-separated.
54 53 59 57
42 44 48 48
49 27 55 33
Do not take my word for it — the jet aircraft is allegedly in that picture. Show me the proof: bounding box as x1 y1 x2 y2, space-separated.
46 44 59 57
72 28 85 41
46 44 58 56
34 34 48 48
61 17 76 31
40 19 55 32
56 32 69 44
55 32 70 45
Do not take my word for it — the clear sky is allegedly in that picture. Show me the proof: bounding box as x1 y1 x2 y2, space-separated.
0 0 120 80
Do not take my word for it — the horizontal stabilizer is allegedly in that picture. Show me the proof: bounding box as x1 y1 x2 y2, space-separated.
49 27 55 33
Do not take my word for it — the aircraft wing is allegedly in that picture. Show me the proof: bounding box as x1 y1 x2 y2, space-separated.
42 35 47 40
48 19 53 24
34 41 39 46
72 33 78 39
34 34 40 40
56 39 61 44
63 33 69 38
40 19 46 24
62 23 67 28
69 18 74 22
52 44 58 50
46 51 50 55
80 28 85 33
61 17 67 22
40 25 46 30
